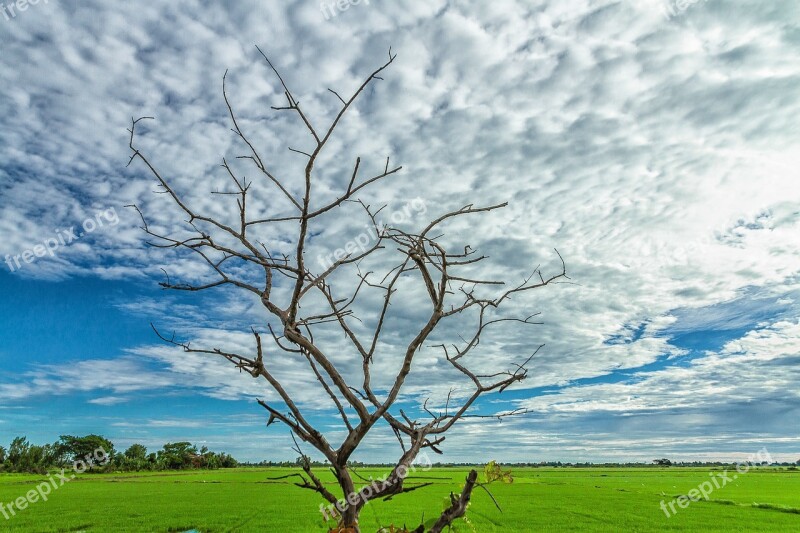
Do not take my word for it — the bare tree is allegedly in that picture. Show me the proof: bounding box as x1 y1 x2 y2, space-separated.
126 47 567 532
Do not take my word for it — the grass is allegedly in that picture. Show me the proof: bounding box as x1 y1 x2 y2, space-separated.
0 467 798 531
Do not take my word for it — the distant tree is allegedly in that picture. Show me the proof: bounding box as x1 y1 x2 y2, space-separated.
204 452 220 470
0 436 245 473
653 458 672 466
7 436 30 467
158 442 198 470
222 453 238 468
115 444 150 471
6 436 36 472
58 435 114 467
124 444 148 461
34 443 60 471
3 436 61 473
195 446 213 468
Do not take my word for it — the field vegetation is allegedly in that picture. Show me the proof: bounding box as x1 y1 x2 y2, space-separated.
1 466 798 531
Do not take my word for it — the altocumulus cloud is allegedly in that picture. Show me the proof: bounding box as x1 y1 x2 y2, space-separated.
0 0 798 462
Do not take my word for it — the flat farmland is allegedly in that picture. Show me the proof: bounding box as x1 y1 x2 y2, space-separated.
0 467 798 532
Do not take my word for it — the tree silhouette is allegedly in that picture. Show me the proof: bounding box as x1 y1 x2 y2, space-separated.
127 47 566 532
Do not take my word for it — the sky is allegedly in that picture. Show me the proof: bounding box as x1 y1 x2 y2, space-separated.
0 0 798 464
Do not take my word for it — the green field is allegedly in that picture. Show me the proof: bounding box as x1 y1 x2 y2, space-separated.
0 467 798 532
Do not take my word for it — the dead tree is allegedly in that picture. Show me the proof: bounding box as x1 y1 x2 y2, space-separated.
126 47 566 532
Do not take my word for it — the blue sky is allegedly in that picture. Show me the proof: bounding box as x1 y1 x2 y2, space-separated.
0 0 799 463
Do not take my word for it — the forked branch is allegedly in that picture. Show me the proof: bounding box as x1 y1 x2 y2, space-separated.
128 46 565 533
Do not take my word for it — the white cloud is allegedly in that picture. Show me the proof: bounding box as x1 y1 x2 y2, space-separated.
88 396 129 406
1 0 799 460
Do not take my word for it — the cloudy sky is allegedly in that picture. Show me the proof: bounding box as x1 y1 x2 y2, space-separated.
0 0 798 463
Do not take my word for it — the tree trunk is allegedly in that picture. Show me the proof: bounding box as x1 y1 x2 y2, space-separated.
335 466 361 532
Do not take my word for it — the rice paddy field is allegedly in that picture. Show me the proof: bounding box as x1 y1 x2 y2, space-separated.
0 467 798 532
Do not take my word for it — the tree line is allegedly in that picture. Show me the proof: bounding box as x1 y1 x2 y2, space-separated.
0 435 237 473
